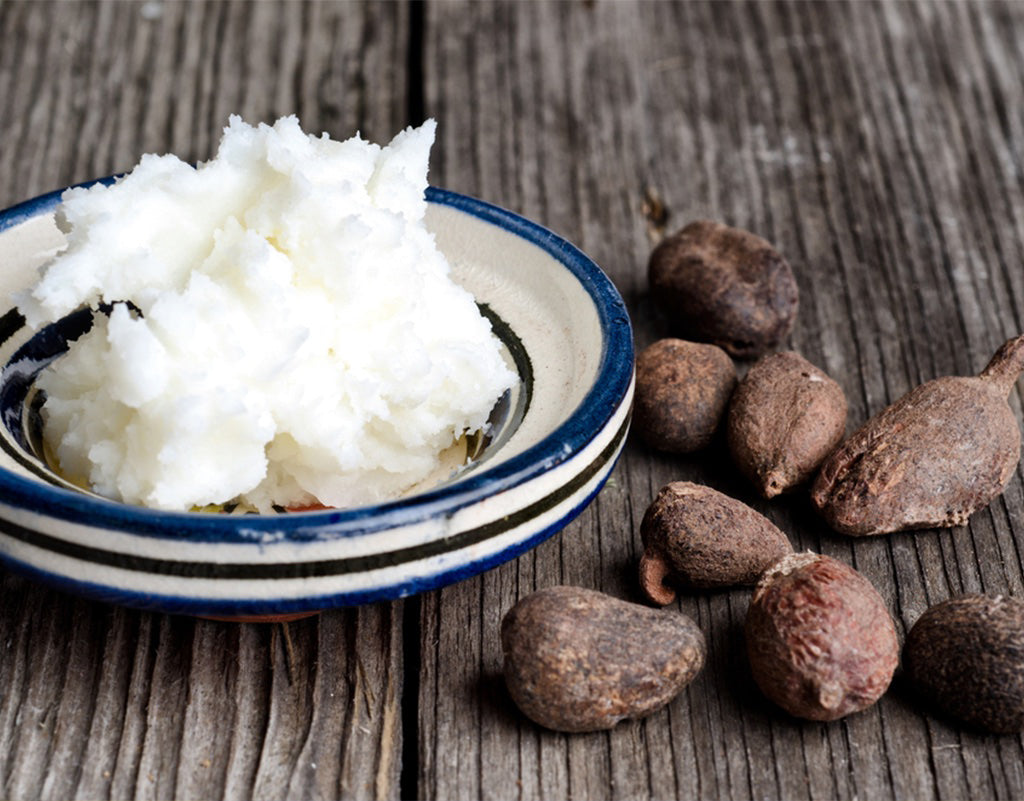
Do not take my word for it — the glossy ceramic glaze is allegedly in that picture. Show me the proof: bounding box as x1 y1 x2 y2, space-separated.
0 181 634 618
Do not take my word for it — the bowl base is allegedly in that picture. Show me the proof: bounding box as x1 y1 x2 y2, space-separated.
199 611 320 623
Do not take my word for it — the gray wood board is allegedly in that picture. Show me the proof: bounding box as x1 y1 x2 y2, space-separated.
0 2 408 800
0 1 1023 799
418 2 1024 801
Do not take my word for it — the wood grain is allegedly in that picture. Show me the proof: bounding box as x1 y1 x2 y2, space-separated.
0 2 409 800
419 2 1024 800
1 1 1024 799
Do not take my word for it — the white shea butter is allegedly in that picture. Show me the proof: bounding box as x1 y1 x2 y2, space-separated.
20 116 515 512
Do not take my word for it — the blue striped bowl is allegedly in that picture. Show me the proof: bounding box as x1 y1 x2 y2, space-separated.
0 182 634 618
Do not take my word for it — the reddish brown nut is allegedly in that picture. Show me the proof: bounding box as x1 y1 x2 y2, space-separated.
639 481 792 604
745 552 898 721
727 351 847 498
648 220 799 358
633 338 737 453
501 586 705 732
811 335 1024 536
903 594 1024 733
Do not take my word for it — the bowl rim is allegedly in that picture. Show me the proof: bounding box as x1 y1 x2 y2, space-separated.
0 180 634 544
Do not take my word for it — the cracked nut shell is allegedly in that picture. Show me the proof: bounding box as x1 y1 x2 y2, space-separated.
501 586 706 732
811 335 1024 536
634 338 737 453
903 594 1024 733
648 220 799 358
727 351 847 498
639 481 793 605
745 552 899 721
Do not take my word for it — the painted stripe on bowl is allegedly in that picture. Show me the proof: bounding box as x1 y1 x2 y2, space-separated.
0 387 631 611
0 387 630 582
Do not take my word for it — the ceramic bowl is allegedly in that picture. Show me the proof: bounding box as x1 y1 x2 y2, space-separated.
0 181 633 619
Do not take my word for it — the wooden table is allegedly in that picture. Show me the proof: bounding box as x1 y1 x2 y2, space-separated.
2 1 1024 798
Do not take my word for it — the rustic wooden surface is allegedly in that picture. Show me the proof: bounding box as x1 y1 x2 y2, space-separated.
2 1 1024 799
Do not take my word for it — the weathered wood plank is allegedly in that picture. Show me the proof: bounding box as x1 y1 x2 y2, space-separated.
419 1 1024 800
0 2 409 800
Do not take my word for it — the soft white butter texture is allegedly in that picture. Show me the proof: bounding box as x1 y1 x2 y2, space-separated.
20 116 515 512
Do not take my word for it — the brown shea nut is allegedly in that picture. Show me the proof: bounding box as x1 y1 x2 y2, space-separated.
811 335 1024 536
727 351 847 498
903 594 1024 734
634 338 737 453
501 586 706 732
639 481 793 605
648 220 799 358
745 552 899 721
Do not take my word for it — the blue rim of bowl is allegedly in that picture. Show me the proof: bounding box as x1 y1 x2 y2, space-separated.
0 180 634 549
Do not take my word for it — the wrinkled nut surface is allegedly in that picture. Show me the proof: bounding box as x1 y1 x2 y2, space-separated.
903 594 1024 734
501 586 706 732
727 351 847 498
648 220 799 358
745 552 899 721
811 335 1024 536
639 481 792 605
634 338 737 453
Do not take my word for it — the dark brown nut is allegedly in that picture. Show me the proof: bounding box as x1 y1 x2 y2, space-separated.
903 594 1024 734
639 481 792 604
811 335 1024 536
648 220 799 358
745 552 899 721
501 586 706 732
727 351 847 498
633 338 737 453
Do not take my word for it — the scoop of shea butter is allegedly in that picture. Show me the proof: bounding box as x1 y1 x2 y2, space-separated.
21 116 515 512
